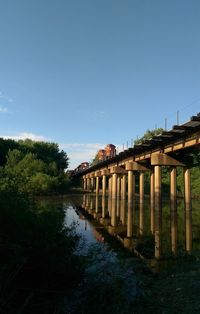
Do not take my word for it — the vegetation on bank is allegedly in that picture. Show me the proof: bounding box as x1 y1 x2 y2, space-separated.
0 138 71 194
0 138 84 312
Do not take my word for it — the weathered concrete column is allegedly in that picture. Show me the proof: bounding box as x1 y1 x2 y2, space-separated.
101 169 110 197
121 174 126 199
112 173 118 199
154 165 162 259
86 177 91 191
111 199 117 227
91 176 95 192
126 162 149 202
171 209 178 255
170 167 177 255
117 176 121 199
170 167 177 210
96 176 100 194
185 209 192 252
151 153 185 258
102 196 106 218
184 168 192 252
128 171 135 202
108 196 112 217
184 168 191 212
139 201 144 235
139 172 144 203
95 195 99 214
108 176 112 196
120 199 126 225
150 171 155 234
102 175 107 197
127 202 133 237
83 176 87 190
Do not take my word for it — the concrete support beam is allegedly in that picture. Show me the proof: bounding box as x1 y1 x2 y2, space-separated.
125 161 149 171
110 166 127 174
101 169 110 176
151 153 185 166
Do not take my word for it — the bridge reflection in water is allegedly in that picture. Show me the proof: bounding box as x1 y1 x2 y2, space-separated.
81 193 196 260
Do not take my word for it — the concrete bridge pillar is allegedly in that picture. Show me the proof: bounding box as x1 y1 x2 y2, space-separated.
170 167 178 255
184 167 192 252
83 176 87 190
154 165 162 259
127 170 135 202
108 176 112 196
95 171 101 195
101 169 110 197
127 202 133 237
95 176 99 194
150 170 155 234
86 176 91 191
120 199 126 225
110 166 127 199
102 175 106 196
184 168 191 212
117 176 121 199
126 162 149 203
121 174 126 199
139 172 144 204
151 153 185 259
111 199 117 227
112 173 118 199
90 176 95 192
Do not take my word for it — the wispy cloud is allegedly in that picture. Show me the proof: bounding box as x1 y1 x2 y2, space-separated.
0 106 8 113
0 132 50 142
0 91 13 103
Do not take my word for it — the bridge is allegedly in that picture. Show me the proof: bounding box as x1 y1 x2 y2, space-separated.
73 113 200 258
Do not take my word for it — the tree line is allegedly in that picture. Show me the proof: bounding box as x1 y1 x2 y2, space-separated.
0 138 70 194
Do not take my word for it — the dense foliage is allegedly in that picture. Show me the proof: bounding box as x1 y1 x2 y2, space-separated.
0 139 84 312
0 138 70 194
0 190 83 313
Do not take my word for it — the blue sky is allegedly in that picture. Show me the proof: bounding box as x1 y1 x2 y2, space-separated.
0 0 200 169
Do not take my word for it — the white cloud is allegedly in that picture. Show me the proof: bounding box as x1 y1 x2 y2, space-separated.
0 132 49 142
59 143 105 170
0 106 8 113
0 91 13 103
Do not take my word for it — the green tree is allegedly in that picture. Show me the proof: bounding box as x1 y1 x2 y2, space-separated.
134 128 164 145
